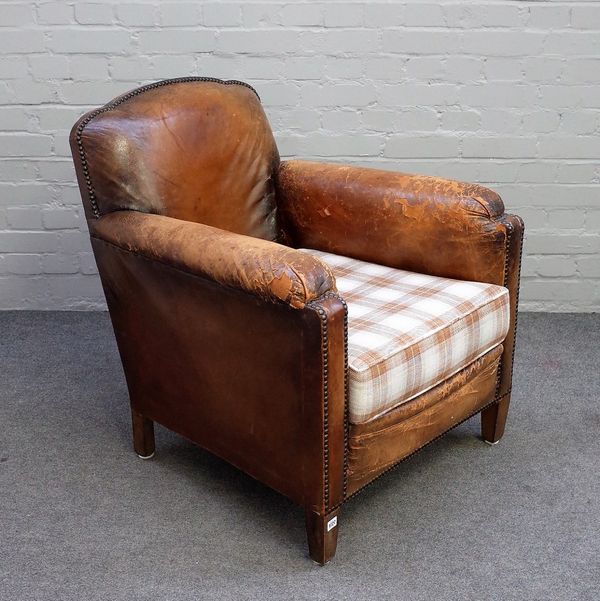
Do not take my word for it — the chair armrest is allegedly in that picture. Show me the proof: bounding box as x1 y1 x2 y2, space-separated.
276 159 524 401
90 210 336 309
276 160 510 285
89 210 347 514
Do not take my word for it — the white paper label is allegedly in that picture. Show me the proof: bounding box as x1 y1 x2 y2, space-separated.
327 516 337 532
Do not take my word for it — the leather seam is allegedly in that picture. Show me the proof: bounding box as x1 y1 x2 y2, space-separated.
305 300 331 512
74 77 260 220
494 219 513 399
508 214 524 388
306 292 350 511
495 214 525 399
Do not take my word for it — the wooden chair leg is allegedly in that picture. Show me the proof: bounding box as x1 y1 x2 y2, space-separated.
481 394 511 445
131 408 155 458
305 509 340 565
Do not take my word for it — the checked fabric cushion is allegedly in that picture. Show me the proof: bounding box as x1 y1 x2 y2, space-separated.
301 249 510 424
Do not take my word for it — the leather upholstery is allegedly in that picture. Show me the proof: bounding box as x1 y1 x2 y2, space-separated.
92 232 346 513
91 211 335 309
71 79 279 240
277 159 507 284
70 78 523 564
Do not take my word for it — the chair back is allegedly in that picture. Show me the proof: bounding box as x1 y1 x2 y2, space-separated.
70 78 280 241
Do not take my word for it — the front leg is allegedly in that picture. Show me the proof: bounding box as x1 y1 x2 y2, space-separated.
305 508 340 565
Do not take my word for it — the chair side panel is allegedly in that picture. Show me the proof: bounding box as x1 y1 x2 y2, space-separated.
91 236 344 512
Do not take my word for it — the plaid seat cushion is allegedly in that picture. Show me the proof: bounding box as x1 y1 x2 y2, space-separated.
300 249 510 424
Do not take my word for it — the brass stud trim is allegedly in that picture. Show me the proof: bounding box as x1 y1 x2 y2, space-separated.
307 291 349 512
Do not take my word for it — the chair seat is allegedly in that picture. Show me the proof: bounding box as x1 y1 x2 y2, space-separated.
301 249 510 424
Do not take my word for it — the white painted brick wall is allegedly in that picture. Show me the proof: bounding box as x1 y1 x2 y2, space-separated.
0 0 599 311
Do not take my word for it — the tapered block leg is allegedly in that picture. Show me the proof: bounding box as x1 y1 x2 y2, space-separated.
305 509 340 565
131 408 155 458
481 394 511 445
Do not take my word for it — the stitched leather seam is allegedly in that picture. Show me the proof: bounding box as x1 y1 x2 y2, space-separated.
495 214 525 399
74 77 260 220
329 389 511 511
494 219 513 399
306 292 350 511
342 297 349 501
507 214 524 387
305 301 331 512
308 290 341 305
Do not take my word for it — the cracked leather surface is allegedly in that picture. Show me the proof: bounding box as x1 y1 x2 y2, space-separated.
91 210 336 309
276 159 509 285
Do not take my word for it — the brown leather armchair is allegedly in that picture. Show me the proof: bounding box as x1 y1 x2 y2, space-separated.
70 78 523 565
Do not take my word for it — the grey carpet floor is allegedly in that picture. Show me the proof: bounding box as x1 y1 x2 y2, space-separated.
0 312 599 601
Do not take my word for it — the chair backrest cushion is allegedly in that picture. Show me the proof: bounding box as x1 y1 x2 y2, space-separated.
71 78 280 241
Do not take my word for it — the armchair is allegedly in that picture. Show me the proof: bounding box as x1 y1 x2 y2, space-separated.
70 78 523 564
